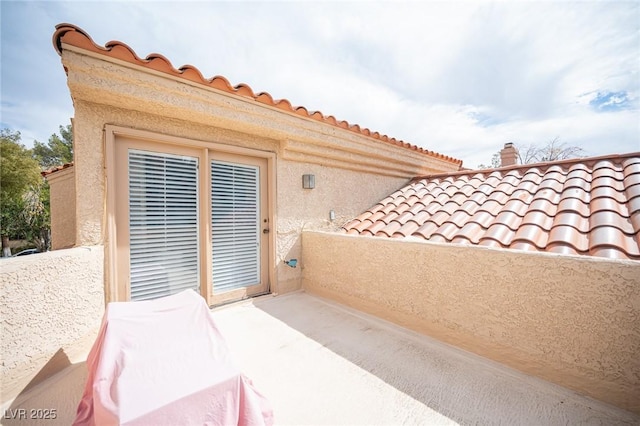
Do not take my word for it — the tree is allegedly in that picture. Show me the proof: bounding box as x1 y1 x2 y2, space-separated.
0 129 42 256
515 143 539 165
20 182 51 252
32 124 73 169
526 137 585 163
477 152 500 169
478 137 585 169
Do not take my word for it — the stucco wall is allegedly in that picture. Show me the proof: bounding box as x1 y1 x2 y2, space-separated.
0 246 104 404
46 167 76 250
58 46 458 301
72 100 283 247
275 159 406 293
302 231 640 414
72 100 408 295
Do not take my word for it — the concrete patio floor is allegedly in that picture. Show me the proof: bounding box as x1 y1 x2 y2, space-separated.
4 291 638 425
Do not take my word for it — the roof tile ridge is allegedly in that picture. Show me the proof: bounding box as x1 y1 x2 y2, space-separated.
414 152 640 181
41 161 74 177
53 23 463 166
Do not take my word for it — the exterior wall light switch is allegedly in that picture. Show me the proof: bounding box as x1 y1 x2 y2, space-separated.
302 174 315 189
330 210 336 221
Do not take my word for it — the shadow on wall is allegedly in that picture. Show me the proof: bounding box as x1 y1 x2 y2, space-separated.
22 349 71 394
3 352 86 426
252 294 637 425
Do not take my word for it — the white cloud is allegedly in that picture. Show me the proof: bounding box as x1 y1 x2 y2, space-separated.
1 1 638 168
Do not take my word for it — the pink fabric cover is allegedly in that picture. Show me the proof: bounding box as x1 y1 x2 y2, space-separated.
74 290 273 425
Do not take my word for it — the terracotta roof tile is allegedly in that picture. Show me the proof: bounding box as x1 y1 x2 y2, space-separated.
469 211 497 228
395 221 421 238
482 223 518 246
521 210 555 231
510 240 542 252
53 24 462 167
41 162 74 177
554 211 590 233
512 224 549 248
557 197 590 217
362 220 387 236
415 221 440 239
342 152 640 261
376 221 403 238
456 222 487 244
352 219 374 234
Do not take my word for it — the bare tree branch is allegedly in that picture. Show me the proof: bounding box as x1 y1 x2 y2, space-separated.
516 144 539 165
534 137 585 162
478 137 586 168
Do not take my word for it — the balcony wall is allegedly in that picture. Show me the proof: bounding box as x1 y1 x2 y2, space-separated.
0 246 104 405
302 231 640 414
45 165 76 250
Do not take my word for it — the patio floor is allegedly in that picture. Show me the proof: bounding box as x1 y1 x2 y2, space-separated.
4 291 638 425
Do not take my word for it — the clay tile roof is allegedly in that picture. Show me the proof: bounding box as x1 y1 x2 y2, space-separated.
52 23 462 167
342 153 640 261
41 162 74 177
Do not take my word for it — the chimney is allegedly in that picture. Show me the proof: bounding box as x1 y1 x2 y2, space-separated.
500 142 518 167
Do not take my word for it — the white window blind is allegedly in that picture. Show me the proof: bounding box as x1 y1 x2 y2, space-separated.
211 160 260 293
128 150 200 301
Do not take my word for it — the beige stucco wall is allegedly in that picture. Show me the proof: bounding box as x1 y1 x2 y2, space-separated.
61 47 459 298
0 246 104 404
72 100 408 297
275 159 407 292
302 231 640 414
46 167 76 250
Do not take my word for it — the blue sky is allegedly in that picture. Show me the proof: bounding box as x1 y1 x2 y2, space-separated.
1 1 638 168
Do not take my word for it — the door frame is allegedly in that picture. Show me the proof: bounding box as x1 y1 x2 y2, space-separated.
209 152 269 305
104 125 277 306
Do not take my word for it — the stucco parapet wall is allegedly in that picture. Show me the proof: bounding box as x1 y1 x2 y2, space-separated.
59 47 459 178
301 231 640 413
0 246 104 404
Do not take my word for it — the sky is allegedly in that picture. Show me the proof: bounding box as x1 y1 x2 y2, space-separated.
1 1 639 168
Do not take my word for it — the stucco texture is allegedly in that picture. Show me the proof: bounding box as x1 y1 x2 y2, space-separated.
46 166 76 250
0 246 104 404
302 231 640 414
63 47 444 298
275 158 407 293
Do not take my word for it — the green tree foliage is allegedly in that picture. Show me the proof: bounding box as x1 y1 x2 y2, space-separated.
32 124 74 169
21 182 51 252
0 129 42 255
0 129 41 202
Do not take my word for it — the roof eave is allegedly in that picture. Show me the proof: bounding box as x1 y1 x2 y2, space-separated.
52 23 463 168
